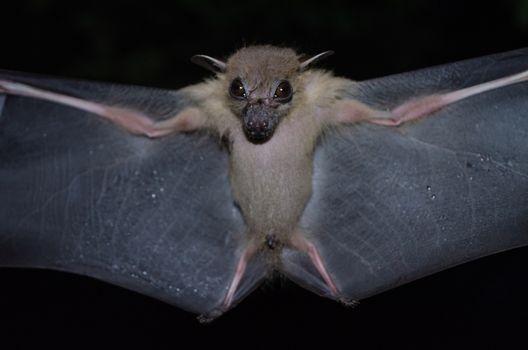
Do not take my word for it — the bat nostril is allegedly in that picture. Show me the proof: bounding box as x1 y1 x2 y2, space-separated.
246 119 270 131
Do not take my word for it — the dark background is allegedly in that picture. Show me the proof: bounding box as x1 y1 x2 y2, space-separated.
1 0 527 348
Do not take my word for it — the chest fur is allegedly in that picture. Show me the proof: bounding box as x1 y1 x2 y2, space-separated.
228 113 321 237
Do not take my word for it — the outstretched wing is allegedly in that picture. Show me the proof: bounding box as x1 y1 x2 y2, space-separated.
0 71 265 315
283 48 528 299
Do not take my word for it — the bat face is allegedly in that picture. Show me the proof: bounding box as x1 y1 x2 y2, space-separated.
224 46 300 143
228 77 294 143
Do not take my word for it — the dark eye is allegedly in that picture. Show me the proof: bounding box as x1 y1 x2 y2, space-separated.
229 78 246 99
273 81 293 101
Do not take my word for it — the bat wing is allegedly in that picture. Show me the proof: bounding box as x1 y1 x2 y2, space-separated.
282 48 528 300
0 71 264 315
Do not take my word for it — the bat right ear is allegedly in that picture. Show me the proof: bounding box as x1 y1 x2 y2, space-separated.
191 55 227 73
299 51 334 71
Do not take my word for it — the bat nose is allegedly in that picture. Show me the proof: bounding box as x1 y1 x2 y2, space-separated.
247 119 269 129
244 118 274 143
242 103 278 143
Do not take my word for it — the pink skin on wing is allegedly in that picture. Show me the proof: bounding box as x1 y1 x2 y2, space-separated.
0 80 206 138
368 69 528 126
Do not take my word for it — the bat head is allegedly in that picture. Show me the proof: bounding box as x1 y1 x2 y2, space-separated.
192 45 333 144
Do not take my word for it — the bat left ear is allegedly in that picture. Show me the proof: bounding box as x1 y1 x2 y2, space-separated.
191 55 227 73
299 51 334 71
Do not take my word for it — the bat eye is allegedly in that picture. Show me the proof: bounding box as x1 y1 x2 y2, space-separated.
273 81 292 101
229 78 246 99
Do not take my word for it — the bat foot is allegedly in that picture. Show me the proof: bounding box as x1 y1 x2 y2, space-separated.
197 308 225 323
338 297 360 308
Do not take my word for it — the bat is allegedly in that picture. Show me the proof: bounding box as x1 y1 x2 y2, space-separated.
0 45 527 321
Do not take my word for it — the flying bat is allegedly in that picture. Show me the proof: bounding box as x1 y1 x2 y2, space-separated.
0 46 527 320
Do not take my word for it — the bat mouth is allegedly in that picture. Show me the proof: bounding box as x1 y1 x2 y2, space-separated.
242 105 278 144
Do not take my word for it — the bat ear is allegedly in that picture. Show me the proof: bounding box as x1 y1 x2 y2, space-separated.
191 55 227 73
299 51 334 71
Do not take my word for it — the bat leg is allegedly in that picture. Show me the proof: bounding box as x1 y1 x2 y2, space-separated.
0 79 207 137
196 243 258 322
222 244 257 309
369 68 528 126
291 231 339 297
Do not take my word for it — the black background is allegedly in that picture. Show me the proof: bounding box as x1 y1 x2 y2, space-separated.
1 1 527 348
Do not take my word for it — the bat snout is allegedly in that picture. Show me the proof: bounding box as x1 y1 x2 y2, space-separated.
242 105 278 143
243 121 275 143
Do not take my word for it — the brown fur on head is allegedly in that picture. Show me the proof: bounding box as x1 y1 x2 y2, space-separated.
225 46 301 92
191 45 333 144
221 46 302 143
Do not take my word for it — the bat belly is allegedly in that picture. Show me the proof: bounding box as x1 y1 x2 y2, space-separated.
229 137 314 245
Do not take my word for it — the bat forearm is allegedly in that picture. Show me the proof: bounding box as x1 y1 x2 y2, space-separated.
0 79 208 138
145 107 207 137
332 99 392 125
335 68 528 127
92 104 208 138
0 79 110 116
